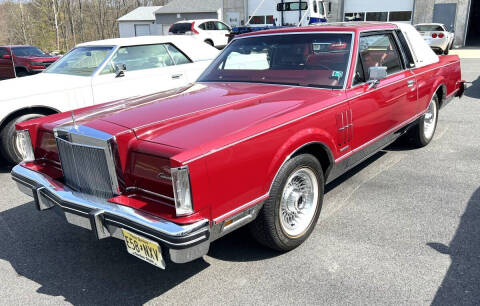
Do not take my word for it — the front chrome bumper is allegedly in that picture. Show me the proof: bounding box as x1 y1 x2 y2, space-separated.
11 165 211 267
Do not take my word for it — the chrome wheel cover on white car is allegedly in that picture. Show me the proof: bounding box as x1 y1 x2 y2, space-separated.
423 98 437 140
279 167 319 238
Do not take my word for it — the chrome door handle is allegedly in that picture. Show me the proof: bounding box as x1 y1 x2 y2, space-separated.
171 74 183 79
407 80 415 87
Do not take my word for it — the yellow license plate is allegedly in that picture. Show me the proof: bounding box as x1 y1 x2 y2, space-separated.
122 229 165 269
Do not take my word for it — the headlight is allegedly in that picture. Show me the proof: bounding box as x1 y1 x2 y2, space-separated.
16 130 35 162
171 166 193 216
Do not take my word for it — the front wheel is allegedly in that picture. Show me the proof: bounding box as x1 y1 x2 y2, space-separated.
249 154 324 251
15 69 29 77
408 95 439 147
1 113 45 164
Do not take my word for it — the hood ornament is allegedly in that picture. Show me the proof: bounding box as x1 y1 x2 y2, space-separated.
71 111 78 130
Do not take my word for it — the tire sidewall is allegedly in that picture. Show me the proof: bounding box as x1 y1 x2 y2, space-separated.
418 95 439 146
268 154 324 250
1 113 44 164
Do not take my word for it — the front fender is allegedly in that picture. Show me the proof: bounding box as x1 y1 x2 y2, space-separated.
265 127 336 192
0 81 93 123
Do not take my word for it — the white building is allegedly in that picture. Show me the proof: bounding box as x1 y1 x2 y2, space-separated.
118 0 223 38
118 6 164 38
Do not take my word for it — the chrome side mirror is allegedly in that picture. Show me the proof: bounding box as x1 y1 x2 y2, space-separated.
114 63 126 78
367 66 387 89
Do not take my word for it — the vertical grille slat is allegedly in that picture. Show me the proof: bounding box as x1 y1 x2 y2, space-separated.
56 137 115 198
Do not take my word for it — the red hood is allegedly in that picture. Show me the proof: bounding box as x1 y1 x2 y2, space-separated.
48 82 344 155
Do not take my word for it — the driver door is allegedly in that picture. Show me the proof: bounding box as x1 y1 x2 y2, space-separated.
92 43 188 104
214 21 231 47
346 32 417 167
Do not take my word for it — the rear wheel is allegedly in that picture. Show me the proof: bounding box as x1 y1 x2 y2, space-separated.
249 154 323 251
1 113 45 164
444 47 449 55
407 95 439 147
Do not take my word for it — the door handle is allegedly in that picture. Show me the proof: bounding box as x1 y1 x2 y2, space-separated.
407 80 415 87
171 74 183 79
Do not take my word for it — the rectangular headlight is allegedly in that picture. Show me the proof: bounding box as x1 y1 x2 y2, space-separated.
171 166 193 216
16 130 35 162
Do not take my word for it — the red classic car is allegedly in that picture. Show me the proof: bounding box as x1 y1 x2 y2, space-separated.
11 22 464 269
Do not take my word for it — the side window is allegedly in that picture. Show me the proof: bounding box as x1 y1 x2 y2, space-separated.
199 23 206 30
166 44 191 65
358 33 403 78
395 30 415 68
216 22 230 31
319 1 325 15
102 44 174 74
313 0 318 13
206 22 216 30
353 55 366 85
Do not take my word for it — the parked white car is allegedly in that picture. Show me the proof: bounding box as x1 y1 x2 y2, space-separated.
0 35 219 163
169 19 231 49
415 23 455 55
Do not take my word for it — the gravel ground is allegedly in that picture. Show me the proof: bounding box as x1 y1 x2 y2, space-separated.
0 59 478 306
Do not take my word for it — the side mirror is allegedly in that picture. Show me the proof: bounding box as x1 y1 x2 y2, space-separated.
367 66 387 89
2 54 11 60
114 63 126 78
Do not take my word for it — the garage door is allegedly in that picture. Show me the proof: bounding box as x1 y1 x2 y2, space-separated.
344 0 414 23
135 24 151 36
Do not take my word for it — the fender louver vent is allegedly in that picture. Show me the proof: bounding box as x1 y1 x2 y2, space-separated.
336 110 353 149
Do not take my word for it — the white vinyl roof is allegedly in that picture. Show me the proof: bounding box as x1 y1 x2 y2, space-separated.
76 36 220 62
394 22 439 68
117 6 162 21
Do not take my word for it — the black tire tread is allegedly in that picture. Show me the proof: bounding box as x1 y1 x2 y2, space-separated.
249 154 324 251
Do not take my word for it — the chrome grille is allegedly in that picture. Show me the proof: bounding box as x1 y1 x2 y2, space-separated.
55 126 119 199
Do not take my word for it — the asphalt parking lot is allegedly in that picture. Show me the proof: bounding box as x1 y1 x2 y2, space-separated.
0 58 479 305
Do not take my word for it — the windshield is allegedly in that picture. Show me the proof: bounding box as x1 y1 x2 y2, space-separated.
45 46 113 76
12 46 47 57
277 2 308 11
415 25 444 32
198 33 352 89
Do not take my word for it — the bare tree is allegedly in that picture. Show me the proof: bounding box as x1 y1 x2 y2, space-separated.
1 0 173 51
51 0 60 50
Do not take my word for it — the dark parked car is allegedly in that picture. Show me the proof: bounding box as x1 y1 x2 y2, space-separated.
0 45 59 79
